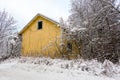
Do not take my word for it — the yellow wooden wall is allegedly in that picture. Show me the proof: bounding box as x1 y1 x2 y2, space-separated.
21 16 61 58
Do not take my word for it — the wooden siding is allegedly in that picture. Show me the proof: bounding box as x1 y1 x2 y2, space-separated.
21 16 61 58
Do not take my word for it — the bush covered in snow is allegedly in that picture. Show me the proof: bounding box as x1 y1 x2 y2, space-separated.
12 57 120 78
1 57 120 80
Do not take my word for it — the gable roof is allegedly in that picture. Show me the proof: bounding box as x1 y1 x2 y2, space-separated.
19 13 59 35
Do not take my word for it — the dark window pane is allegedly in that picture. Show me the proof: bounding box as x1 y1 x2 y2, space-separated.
38 21 42 29
67 43 72 52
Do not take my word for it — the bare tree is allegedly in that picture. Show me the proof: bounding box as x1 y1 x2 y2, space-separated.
68 0 120 63
0 9 17 56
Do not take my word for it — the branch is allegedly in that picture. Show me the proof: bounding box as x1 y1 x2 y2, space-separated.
102 0 120 13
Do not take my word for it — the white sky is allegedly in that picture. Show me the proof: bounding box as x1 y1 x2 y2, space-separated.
0 0 71 31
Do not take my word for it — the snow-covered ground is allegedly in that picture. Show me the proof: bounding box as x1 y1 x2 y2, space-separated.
0 57 119 80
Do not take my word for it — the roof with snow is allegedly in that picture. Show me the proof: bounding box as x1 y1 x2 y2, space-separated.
19 13 59 34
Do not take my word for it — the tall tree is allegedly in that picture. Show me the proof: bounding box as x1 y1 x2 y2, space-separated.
0 10 18 56
68 0 120 63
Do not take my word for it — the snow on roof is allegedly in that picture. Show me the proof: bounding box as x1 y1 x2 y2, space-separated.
19 13 59 35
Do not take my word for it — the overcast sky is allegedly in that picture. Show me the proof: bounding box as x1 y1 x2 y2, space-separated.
0 0 71 31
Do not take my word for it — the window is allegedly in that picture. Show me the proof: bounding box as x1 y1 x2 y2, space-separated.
67 43 72 52
38 21 42 30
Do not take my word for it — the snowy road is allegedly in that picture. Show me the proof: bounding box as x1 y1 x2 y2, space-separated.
0 58 118 80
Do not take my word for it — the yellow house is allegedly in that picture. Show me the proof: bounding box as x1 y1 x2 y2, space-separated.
19 13 62 57
19 13 79 58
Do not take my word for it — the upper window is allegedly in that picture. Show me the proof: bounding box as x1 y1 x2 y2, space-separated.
38 21 42 30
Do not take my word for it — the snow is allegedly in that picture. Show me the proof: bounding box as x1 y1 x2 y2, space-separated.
71 27 86 32
92 38 100 42
83 21 89 25
9 39 16 45
0 57 119 80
